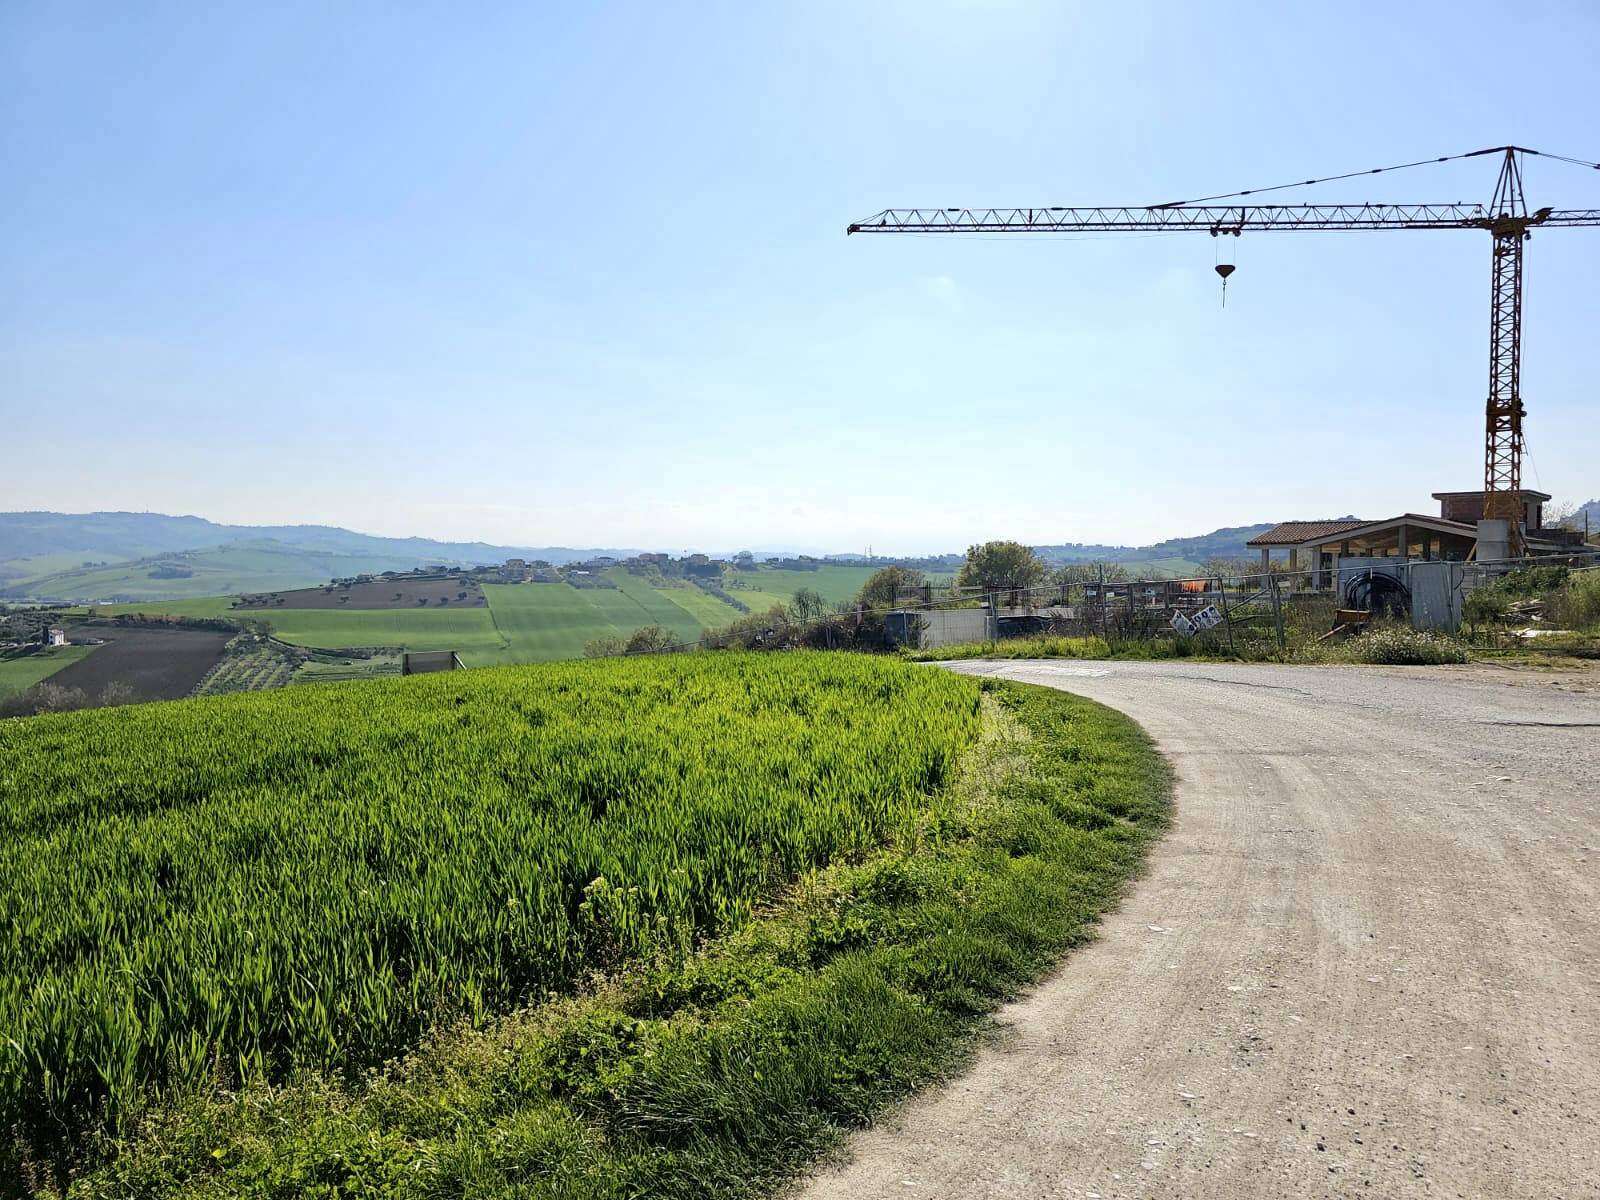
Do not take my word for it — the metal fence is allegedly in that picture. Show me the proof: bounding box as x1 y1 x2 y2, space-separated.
886 549 1600 650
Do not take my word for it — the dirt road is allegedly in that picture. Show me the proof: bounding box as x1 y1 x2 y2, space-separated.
801 661 1600 1199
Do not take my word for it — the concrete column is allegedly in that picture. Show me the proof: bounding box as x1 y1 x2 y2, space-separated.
1477 520 1509 562
1396 522 1409 560
1260 547 1271 574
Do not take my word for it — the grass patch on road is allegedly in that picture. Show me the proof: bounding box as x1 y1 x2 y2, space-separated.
53 674 1167 1200
905 636 1116 663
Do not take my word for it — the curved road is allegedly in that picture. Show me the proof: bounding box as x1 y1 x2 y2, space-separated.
801 660 1600 1199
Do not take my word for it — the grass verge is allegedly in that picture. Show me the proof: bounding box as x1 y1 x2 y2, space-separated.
59 680 1169 1200
904 634 1247 663
905 624 1475 667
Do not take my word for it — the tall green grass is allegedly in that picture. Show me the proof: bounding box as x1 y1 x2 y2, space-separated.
67 680 1169 1200
0 654 979 1185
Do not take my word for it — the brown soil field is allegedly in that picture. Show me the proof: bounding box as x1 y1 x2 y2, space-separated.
233 578 487 611
47 626 232 702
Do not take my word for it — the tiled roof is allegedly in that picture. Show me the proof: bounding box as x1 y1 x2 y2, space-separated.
1247 520 1369 547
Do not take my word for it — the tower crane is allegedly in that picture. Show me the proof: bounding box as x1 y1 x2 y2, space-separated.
848 146 1600 557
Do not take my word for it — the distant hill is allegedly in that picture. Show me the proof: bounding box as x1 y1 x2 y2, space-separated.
1034 518 1361 568
0 512 645 602
1035 523 1274 566
0 511 639 567
1557 498 1600 535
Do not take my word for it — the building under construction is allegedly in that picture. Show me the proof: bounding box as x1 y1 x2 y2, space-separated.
1246 488 1586 587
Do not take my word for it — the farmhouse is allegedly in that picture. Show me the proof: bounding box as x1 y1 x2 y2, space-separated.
45 626 68 647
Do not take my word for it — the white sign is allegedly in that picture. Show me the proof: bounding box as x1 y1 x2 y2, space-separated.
1170 611 1197 637
1192 605 1222 631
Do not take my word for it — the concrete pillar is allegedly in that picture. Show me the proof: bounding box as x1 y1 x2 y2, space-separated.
1477 519 1509 562
1260 547 1271 574
1396 522 1409 560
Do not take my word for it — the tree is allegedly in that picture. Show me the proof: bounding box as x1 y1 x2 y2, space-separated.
1052 562 1129 587
956 541 1046 595
857 566 926 610
97 681 137 708
583 635 626 658
788 588 827 623
624 625 678 654
1202 557 1255 580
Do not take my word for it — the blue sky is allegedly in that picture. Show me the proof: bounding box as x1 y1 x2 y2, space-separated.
3 1 1597 553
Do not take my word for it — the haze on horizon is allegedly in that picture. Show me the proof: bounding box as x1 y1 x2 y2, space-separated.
4 2 1597 556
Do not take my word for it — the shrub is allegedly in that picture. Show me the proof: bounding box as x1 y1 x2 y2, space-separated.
1494 565 1569 597
1345 626 1468 665
1463 584 1510 629
582 636 626 658
1547 570 1600 631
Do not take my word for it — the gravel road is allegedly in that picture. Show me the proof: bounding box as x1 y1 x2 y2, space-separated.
800 660 1600 1199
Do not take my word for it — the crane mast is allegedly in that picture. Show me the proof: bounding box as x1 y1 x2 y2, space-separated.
1484 151 1529 547
849 147 1600 558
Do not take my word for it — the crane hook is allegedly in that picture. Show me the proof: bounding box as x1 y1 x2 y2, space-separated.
1214 262 1236 307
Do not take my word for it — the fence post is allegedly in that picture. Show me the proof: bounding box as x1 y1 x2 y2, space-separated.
1269 571 1286 655
1218 573 1237 656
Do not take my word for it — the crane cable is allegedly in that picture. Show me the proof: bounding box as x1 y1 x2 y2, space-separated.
1152 145 1600 209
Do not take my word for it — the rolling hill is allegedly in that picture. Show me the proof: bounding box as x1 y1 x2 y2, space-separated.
0 512 639 573
0 512 646 601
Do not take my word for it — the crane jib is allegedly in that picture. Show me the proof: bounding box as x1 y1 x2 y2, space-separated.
846 206 1600 235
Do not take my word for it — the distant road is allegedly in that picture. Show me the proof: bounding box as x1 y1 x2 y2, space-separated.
802 660 1600 1199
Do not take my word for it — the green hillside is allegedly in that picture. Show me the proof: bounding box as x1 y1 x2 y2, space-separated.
8 540 484 603
262 608 510 665
91 569 761 665
79 564 886 670
724 564 878 612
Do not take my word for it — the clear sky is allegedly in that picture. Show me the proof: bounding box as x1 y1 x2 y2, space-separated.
4 1 1597 554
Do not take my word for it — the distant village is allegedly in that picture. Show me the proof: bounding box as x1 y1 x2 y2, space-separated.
326 551 840 591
